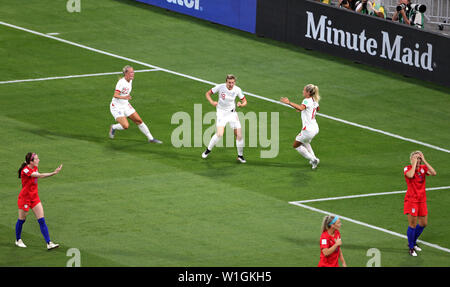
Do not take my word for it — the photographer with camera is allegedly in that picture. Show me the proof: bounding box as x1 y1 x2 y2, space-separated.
355 0 385 18
338 0 356 10
393 0 427 28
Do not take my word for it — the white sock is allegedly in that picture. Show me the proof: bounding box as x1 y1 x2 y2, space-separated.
138 123 154 140
296 145 314 161
304 143 317 160
112 123 124 130
207 134 221 151
236 138 244 156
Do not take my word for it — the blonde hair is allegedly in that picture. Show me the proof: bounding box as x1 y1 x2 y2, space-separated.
122 65 133 76
321 215 338 232
305 84 320 103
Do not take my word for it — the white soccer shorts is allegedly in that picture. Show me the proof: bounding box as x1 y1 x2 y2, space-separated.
110 102 136 120
216 109 241 129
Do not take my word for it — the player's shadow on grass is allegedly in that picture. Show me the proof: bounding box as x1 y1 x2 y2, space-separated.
281 236 319 247
20 127 108 144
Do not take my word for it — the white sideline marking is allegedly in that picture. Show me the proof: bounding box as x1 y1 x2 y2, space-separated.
46 32 60 36
289 201 450 254
290 186 450 204
1 21 449 154
0 69 160 84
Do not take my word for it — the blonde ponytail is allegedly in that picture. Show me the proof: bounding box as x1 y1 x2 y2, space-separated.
305 84 320 103
321 215 338 232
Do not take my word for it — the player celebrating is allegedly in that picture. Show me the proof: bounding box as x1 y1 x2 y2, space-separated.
15 152 62 250
280 84 320 169
202 74 247 163
404 151 436 256
318 215 347 267
108 65 162 144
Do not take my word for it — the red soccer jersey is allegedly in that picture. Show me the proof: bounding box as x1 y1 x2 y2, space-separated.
404 164 428 203
20 165 38 198
318 230 341 267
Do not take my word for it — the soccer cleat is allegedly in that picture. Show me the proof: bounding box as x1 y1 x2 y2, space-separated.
15 239 27 248
409 248 418 257
202 149 211 159
414 244 422 252
311 158 320 169
237 156 246 163
47 241 59 250
109 125 115 139
149 138 163 144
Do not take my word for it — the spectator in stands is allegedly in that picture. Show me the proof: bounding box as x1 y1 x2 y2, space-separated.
392 0 412 25
315 0 331 4
355 0 385 18
393 0 426 28
373 0 387 19
338 0 356 10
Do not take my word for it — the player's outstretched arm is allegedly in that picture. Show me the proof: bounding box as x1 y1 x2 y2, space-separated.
280 97 305 111
31 164 63 178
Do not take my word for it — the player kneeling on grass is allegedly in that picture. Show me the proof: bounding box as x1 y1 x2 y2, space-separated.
280 84 320 169
202 74 247 163
109 65 162 144
404 151 436 256
15 153 62 250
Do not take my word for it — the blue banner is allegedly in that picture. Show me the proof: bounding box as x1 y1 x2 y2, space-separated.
135 0 257 33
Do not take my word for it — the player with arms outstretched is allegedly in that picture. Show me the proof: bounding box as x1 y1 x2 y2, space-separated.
281 84 320 169
15 152 62 250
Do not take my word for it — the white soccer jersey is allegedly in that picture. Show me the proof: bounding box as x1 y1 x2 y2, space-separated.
112 77 132 107
211 83 245 111
301 97 319 130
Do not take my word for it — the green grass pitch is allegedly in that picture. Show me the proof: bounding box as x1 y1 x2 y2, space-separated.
0 0 449 267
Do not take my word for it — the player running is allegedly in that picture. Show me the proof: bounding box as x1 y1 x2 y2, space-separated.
404 151 436 256
202 74 247 163
108 65 162 144
15 152 62 250
280 84 320 169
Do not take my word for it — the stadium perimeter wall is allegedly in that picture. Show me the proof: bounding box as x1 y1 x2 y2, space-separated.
134 0 450 87
134 0 257 33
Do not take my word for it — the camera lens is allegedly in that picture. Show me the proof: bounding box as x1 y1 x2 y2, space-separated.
417 4 426 13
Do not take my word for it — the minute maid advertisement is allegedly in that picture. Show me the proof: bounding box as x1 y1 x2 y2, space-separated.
135 0 257 33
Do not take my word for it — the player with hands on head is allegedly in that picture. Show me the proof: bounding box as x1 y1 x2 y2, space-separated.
403 150 436 256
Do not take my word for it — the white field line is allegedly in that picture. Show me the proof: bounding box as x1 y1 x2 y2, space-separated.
0 69 160 84
289 201 450 254
290 186 450 204
1 21 449 154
